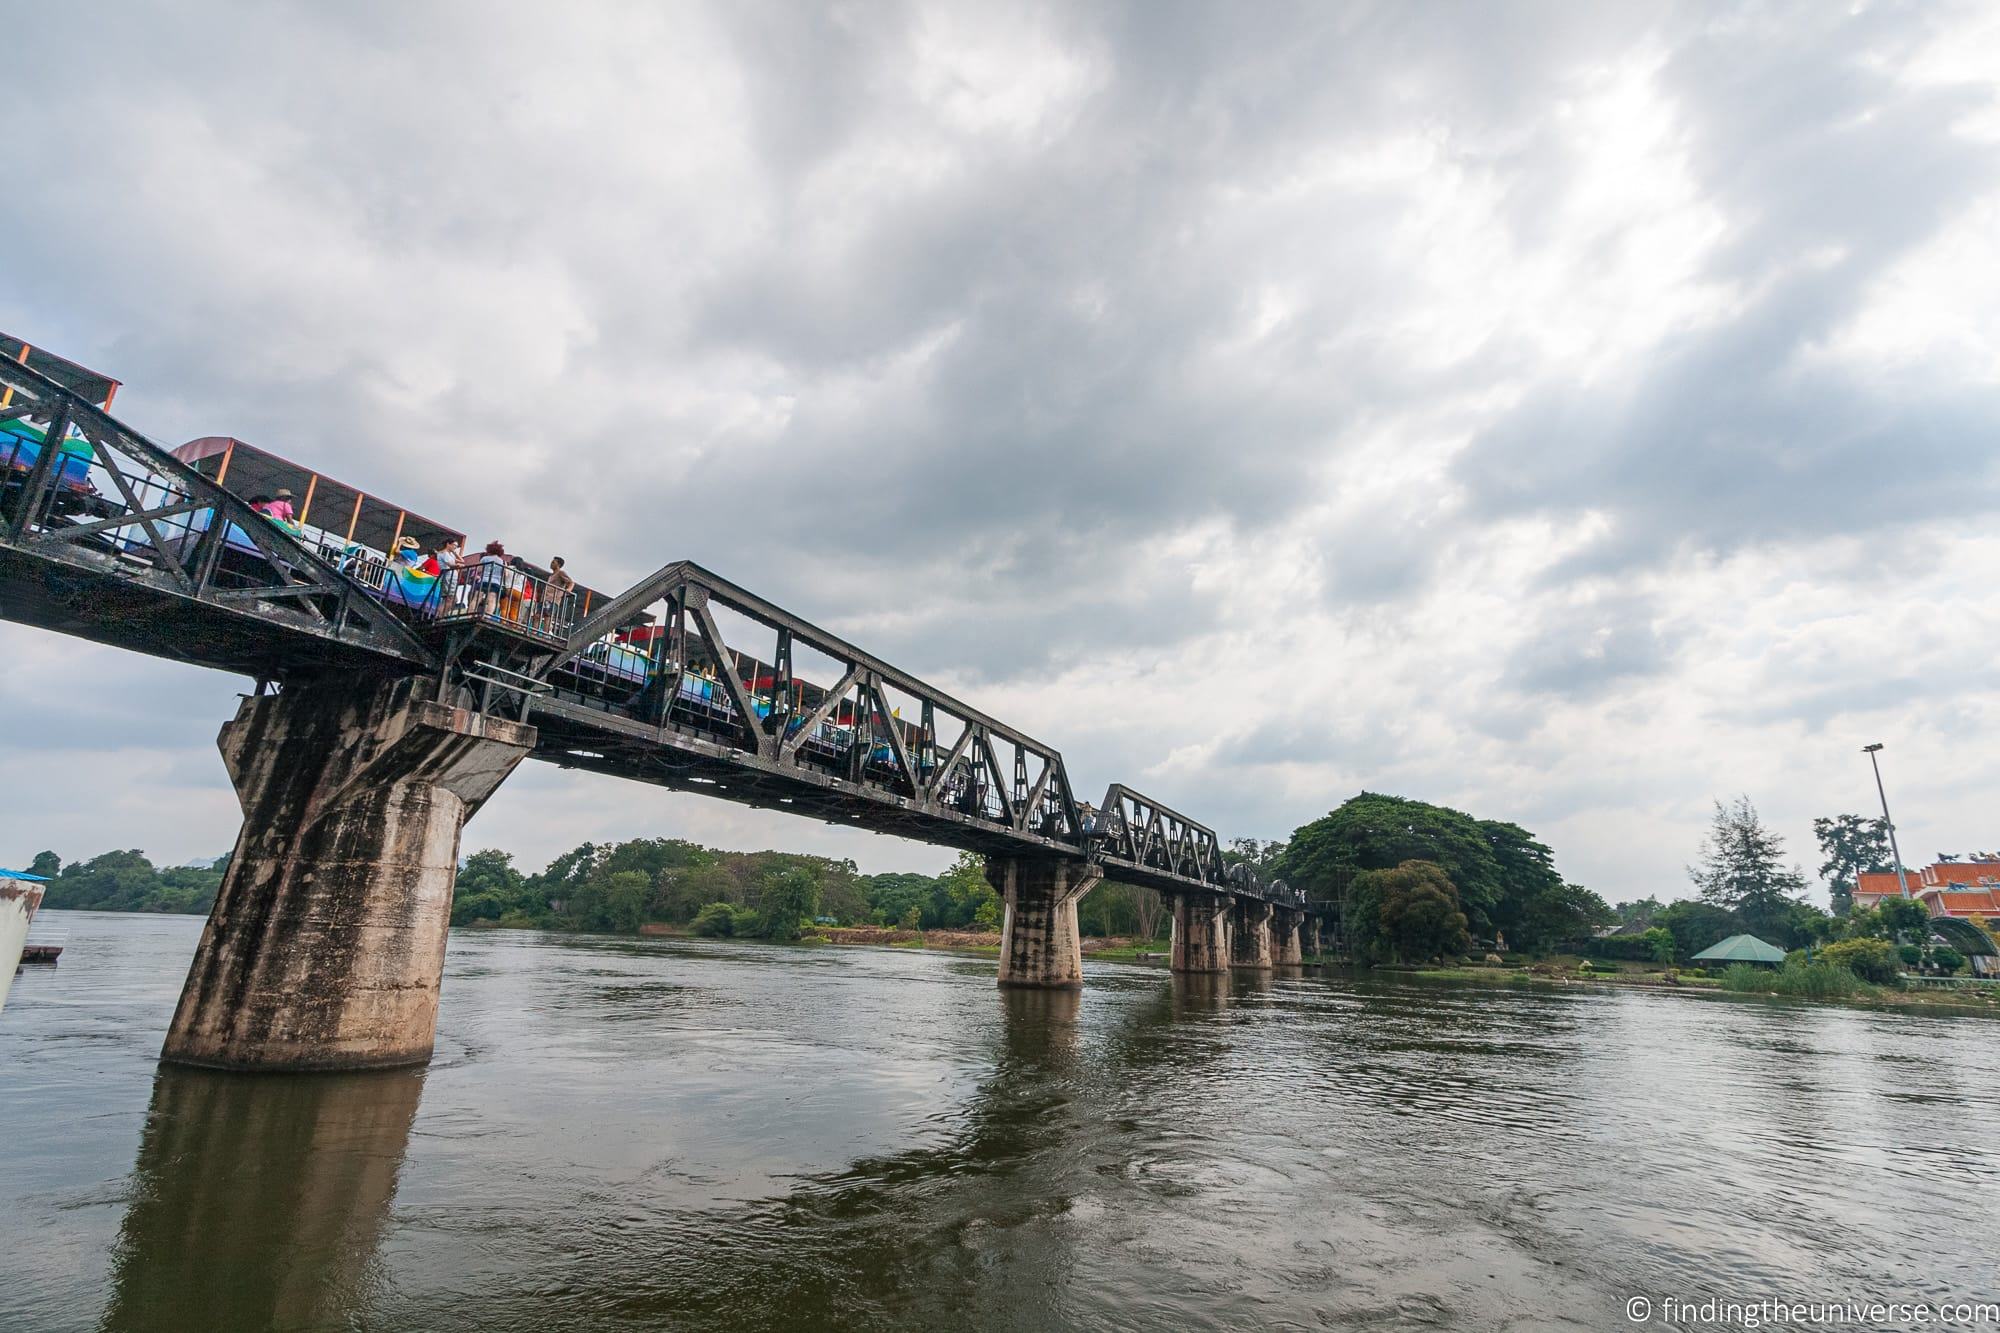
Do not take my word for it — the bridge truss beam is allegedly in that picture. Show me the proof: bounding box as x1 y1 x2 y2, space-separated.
0 355 432 677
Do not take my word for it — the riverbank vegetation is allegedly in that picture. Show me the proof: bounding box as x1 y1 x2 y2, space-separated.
1276 793 1615 964
22 850 227 915
26 785 1989 1008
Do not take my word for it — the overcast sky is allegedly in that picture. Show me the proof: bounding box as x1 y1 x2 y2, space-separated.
4 1 1996 904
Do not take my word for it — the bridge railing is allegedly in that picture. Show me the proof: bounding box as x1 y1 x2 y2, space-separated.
0 356 432 666
433 564 580 642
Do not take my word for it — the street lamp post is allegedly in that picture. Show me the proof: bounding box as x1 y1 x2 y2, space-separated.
1862 743 1911 898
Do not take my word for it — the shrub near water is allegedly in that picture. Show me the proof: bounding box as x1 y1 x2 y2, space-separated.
1721 960 1876 999
1820 937 1900 985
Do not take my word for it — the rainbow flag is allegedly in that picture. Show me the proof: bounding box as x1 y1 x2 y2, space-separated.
380 552 443 610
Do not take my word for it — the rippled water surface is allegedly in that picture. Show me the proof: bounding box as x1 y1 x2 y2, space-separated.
4 910 1998 1331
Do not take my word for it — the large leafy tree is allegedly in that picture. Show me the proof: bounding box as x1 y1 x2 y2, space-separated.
1811 813 1894 914
1350 860 1470 963
1281 793 1504 930
1479 820 1584 946
1690 797 1811 944
452 848 528 924
1514 881 1616 952
753 867 821 940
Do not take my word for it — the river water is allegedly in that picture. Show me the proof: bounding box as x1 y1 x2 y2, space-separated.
3 910 1997 1332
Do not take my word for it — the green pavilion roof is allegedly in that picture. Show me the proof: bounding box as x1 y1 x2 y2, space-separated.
1691 933 1787 964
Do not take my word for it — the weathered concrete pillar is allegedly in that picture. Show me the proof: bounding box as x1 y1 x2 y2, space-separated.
1303 915 1322 959
163 675 533 1072
989 855 1102 989
1231 899 1274 970
1170 892 1232 974
1271 908 1305 966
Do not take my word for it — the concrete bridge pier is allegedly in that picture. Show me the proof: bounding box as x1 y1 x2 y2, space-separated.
1231 899 1274 970
1169 892 1232 973
1303 915 1322 959
990 856 1102 989
162 675 533 1072
1271 908 1305 966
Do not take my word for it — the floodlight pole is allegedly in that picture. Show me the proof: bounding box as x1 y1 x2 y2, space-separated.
1862 743 1911 898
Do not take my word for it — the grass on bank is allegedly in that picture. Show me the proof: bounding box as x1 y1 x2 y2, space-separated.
1719 960 1876 1000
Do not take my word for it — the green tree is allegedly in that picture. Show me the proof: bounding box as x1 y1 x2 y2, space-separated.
861 872 938 927
753 868 819 940
1812 814 1894 914
1614 896 1665 925
1690 797 1810 944
691 901 737 937
1877 896 1931 941
1819 937 1899 984
567 869 650 934
1282 793 1504 932
1479 821 1571 947
1931 945 1966 976
452 848 528 925
1351 860 1470 963
1512 880 1614 953
1641 926 1676 964
1656 900 1740 963
937 852 999 928
28 850 60 879
1223 837 1288 871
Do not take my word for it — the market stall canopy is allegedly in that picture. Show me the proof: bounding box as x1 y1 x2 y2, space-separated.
1 332 120 409
1691 934 1787 965
172 436 463 555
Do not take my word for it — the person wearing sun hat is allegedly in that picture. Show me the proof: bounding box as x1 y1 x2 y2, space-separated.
266 488 297 523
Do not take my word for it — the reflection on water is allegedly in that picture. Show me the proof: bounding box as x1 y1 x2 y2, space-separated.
104 1066 423 1332
4 911 1999 1332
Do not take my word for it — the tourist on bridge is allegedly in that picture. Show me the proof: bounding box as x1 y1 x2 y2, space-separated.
545 555 577 634
475 540 510 617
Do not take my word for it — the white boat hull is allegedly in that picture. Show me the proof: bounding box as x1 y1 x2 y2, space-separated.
0 882 45 1014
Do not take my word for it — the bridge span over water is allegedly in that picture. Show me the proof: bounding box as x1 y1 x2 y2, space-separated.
0 340 1316 1071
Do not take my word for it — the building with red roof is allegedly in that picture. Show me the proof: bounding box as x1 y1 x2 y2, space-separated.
1854 858 2000 928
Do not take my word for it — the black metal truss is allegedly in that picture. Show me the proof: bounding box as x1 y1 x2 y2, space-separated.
1088 783 1302 907
0 356 433 674
524 560 1086 856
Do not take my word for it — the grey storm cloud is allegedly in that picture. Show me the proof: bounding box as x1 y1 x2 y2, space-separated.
3 0 1997 899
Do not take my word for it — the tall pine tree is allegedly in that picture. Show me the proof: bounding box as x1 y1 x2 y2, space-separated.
1690 796 1809 941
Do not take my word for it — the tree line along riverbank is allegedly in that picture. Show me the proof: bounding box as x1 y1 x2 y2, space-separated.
22 789 1996 1006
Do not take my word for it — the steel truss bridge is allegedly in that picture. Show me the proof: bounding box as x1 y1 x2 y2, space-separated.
0 352 1298 909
